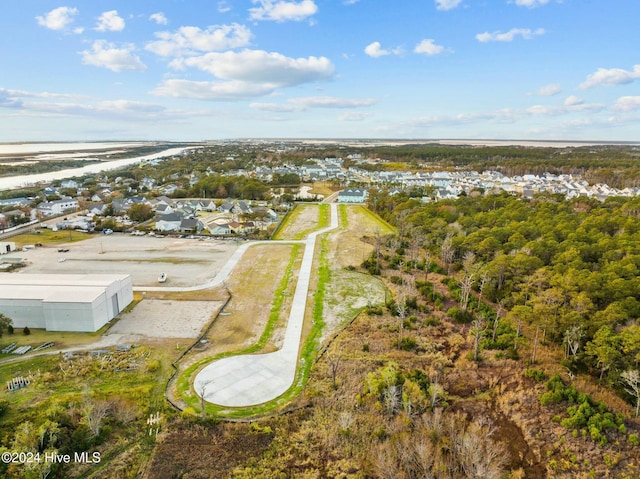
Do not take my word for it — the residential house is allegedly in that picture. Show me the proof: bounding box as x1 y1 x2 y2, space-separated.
179 218 204 234
155 212 183 232
37 198 79 217
88 204 108 216
60 179 79 189
338 188 368 203
208 223 231 235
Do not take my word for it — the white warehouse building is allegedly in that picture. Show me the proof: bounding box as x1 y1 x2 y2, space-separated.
0 274 133 332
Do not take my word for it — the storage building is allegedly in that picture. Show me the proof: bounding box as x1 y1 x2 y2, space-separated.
0 242 16 255
0 274 133 332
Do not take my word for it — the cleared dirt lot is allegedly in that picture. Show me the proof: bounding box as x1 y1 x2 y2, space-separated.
107 299 224 339
12 233 240 287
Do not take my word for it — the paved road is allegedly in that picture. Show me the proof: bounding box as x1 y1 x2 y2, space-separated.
193 203 339 407
132 239 305 293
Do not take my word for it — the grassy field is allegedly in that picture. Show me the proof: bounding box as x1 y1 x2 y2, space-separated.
9 228 92 248
271 203 329 240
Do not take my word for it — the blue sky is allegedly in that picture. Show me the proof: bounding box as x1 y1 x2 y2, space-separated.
1 0 640 142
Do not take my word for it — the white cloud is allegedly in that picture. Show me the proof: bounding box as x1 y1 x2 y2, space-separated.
435 0 462 11
344 0 360 4
579 65 640 89
514 0 550 7
364 41 403 58
476 27 545 43
95 10 125 32
339 111 369 121
146 24 252 57
527 99 604 116
81 40 147 72
149 12 168 25
564 95 583 106
1 88 85 100
527 84 561 96
36 6 79 31
218 2 232 13
155 50 334 100
364 42 387 58
249 0 318 22
527 104 562 116
613 96 640 112
0 89 23 109
172 49 334 87
290 96 376 108
250 102 300 112
251 96 376 111
152 79 276 100
414 39 446 56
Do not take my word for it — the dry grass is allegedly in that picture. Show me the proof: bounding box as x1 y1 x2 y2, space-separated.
272 204 320 240
308 181 337 197
202 243 299 355
143 289 228 301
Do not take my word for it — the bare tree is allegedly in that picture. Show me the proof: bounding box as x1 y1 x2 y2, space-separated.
470 318 486 362
531 325 540 364
459 252 478 313
383 384 401 415
396 289 407 350
197 379 213 420
563 325 583 358
477 268 490 301
440 232 454 274
427 381 446 410
83 398 111 437
423 250 432 281
326 350 342 390
621 369 640 418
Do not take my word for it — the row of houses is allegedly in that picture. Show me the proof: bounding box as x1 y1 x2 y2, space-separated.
367 169 640 201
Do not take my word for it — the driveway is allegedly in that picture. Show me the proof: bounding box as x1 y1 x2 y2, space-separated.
193 203 338 407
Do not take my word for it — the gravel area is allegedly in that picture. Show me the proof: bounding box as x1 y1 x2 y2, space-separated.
107 299 223 339
11 233 240 287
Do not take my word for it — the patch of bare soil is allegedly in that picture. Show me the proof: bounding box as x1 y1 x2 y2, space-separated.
142 419 273 479
274 204 319 239
201 243 298 355
107 299 224 339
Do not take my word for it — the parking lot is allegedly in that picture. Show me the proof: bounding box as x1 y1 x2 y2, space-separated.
10 233 240 288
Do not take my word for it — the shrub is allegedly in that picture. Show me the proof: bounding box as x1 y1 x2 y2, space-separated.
399 337 417 351
523 368 548 382
23 326 30 335
446 306 473 324
424 316 440 327
147 359 160 373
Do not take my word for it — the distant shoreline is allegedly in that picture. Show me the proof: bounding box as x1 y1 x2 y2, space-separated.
0 146 192 191
227 138 640 148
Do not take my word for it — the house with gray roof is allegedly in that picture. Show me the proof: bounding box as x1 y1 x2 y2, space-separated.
338 188 368 203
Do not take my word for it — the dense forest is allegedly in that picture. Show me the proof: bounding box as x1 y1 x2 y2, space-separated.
367 189 640 399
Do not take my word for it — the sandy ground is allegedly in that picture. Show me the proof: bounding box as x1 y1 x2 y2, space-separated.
10 234 239 287
274 204 320 240
107 299 224 339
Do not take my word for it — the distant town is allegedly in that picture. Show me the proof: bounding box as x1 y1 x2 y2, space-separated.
2 141 638 239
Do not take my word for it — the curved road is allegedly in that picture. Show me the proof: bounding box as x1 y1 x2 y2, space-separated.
193 203 338 407
132 239 304 293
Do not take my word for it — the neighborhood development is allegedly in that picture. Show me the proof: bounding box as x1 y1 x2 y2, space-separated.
1 140 640 478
